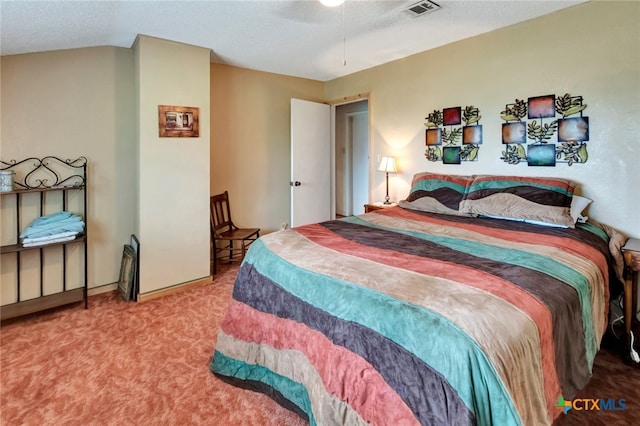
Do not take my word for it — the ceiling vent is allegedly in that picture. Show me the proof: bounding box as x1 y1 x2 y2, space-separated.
404 1 441 17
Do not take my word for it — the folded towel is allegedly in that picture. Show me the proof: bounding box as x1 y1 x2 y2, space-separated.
22 234 77 247
29 211 73 226
20 211 85 239
22 231 79 244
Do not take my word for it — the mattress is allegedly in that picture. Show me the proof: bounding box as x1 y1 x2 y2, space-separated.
210 206 617 425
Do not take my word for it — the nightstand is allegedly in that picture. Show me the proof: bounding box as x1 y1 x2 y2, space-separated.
364 202 397 213
622 238 640 339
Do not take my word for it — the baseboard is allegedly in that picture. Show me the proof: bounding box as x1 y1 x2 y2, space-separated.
88 283 118 296
137 276 212 302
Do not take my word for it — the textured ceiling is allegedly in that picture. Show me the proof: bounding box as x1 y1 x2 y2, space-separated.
0 0 586 81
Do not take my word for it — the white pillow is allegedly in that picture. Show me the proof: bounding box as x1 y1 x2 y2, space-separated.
570 195 592 224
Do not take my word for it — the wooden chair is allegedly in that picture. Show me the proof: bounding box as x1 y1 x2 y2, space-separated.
210 191 260 275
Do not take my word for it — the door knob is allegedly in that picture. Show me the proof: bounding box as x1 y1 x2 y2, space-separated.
290 181 301 186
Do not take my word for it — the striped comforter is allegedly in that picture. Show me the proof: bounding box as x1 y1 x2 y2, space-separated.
210 206 615 425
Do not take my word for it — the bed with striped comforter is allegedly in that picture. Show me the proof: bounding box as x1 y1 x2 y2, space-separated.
210 205 617 425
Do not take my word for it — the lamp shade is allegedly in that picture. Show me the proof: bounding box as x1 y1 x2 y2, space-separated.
377 156 397 173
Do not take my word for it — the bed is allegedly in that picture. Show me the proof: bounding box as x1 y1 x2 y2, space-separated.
210 173 625 426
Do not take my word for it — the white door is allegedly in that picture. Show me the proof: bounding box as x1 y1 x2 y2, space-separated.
290 98 331 227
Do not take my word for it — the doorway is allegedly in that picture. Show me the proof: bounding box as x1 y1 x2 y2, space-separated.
334 100 369 217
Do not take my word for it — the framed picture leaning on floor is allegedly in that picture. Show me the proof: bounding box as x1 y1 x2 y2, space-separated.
117 244 136 302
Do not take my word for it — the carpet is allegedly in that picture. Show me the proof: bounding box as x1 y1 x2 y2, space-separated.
1 264 638 425
1 264 304 426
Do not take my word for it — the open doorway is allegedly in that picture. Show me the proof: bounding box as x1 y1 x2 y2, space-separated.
335 100 369 217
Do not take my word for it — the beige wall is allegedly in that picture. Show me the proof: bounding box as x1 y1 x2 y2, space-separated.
210 64 324 233
134 36 211 294
0 47 135 291
1 38 211 297
325 0 640 237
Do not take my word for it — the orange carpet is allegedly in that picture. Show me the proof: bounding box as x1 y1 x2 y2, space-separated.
1 264 304 426
1 264 638 425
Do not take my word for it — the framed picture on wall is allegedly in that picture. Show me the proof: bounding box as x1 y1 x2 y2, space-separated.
158 105 199 137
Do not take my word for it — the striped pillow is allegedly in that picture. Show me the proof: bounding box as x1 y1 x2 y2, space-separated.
459 175 577 227
399 172 474 216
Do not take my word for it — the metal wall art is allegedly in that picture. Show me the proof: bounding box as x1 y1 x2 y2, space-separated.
424 105 482 164
500 93 589 166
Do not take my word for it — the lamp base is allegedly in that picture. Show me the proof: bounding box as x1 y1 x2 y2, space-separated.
383 172 392 205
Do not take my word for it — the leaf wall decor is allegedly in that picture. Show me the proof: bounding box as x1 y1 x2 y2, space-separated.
499 93 589 166
424 105 483 164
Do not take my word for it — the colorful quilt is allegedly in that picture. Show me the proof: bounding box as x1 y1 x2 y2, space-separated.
210 206 616 425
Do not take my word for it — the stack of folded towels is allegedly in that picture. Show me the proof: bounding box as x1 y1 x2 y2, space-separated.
20 211 85 247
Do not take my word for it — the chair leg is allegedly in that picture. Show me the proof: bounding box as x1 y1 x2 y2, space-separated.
213 242 218 275
213 247 218 275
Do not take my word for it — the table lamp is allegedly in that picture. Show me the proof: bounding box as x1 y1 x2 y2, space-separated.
377 156 397 204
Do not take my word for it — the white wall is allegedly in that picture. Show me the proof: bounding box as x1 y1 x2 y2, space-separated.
325 1 640 238
133 36 210 294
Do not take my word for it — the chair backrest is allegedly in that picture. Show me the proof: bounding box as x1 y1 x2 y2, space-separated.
210 191 234 236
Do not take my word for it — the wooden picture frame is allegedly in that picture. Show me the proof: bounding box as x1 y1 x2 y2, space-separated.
130 234 140 301
118 244 136 301
158 105 199 137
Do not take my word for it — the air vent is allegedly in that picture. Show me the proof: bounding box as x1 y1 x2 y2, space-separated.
404 1 440 17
